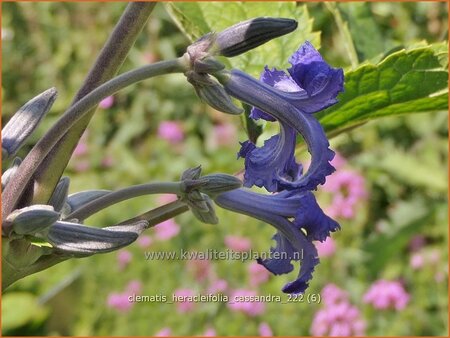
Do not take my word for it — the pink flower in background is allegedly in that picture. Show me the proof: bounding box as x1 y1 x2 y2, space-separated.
137 235 152 248
117 250 132 270
173 288 196 313
315 237 336 258
322 169 367 219
258 322 273 336
157 194 178 205
330 152 347 170
187 258 212 282
101 155 115 168
311 301 365 336
248 261 270 287
224 235 251 252
74 160 90 173
154 327 172 337
99 95 114 109
410 252 425 270
228 289 265 316
126 280 142 294
107 292 133 312
207 279 228 294
158 121 184 144
212 123 237 147
203 327 216 337
321 284 349 307
154 219 180 241
428 249 440 264
363 279 410 311
408 235 426 252
73 141 88 156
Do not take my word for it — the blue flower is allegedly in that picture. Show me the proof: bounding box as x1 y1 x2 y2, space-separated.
214 188 340 294
221 41 344 192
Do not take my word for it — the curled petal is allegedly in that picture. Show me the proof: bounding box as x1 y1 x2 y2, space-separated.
224 70 335 191
257 232 297 275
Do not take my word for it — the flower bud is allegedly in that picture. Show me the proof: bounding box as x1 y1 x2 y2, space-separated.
2 88 57 158
190 194 219 225
47 220 147 256
48 177 70 212
181 166 202 181
215 17 298 57
6 205 60 236
196 81 244 115
199 174 242 196
2 157 22 189
65 190 111 215
193 57 225 74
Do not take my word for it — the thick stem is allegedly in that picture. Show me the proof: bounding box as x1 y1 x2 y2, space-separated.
65 182 184 221
30 2 157 206
2 58 188 226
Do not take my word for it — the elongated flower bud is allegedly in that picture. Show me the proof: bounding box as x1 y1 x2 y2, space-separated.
199 174 242 196
2 88 57 158
216 17 298 57
5 205 60 236
190 194 219 225
2 157 22 189
48 177 70 212
65 190 111 215
196 81 244 115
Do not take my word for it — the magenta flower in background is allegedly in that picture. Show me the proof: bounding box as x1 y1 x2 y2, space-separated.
258 322 273 336
126 280 142 294
228 289 266 316
187 257 212 282
410 252 425 270
321 283 349 306
315 236 336 258
329 152 347 170
107 292 133 312
117 250 132 270
311 301 365 336
203 327 217 337
173 288 196 313
157 193 178 205
207 279 228 294
248 261 271 287
212 123 237 147
137 235 152 249
224 235 252 252
322 169 367 219
154 327 172 337
99 95 114 109
363 279 410 311
408 234 426 252
153 219 180 241
158 121 184 144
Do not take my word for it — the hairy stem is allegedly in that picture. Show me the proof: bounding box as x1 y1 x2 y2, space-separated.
30 2 157 206
2 58 188 227
66 182 184 221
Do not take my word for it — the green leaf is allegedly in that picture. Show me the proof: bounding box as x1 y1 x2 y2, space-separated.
318 43 448 136
166 2 320 77
2 292 49 332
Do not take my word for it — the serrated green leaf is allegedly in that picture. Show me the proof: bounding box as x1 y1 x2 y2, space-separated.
318 43 448 135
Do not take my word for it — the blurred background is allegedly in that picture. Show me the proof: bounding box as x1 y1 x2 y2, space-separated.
1 2 448 336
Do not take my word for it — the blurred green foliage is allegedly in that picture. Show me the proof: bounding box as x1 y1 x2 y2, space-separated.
1 2 448 336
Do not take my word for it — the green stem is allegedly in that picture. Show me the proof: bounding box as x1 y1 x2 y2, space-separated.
2 57 189 226
30 2 157 206
65 182 184 221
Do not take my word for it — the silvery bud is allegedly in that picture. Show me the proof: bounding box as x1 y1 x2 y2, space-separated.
196 81 243 115
2 88 57 158
215 17 298 57
190 193 219 225
193 57 225 74
2 157 22 189
5 205 60 236
48 177 70 212
65 190 111 216
47 220 147 256
198 174 242 196
181 165 202 181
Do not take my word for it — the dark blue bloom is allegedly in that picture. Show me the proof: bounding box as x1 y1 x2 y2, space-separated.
214 188 340 294
221 41 344 192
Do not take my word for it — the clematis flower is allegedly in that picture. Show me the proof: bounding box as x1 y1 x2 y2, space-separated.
220 41 343 192
214 188 339 294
